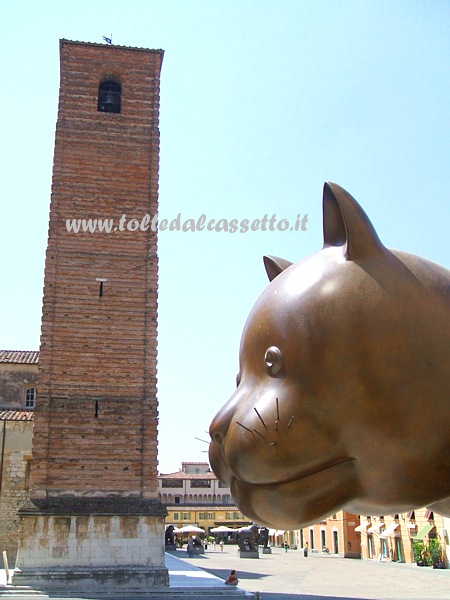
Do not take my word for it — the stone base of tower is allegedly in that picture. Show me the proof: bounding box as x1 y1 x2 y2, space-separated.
13 497 169 593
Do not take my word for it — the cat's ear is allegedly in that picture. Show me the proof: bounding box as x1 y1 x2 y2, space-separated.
323 182 386 260
263 255 293 281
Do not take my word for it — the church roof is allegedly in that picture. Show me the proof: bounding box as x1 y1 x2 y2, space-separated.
0 350 39 364
0 409 34 421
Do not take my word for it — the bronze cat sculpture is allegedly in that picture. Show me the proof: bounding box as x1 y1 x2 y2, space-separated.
209 182 450 528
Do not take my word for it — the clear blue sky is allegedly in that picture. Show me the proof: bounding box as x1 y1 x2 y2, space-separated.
1 1 449 474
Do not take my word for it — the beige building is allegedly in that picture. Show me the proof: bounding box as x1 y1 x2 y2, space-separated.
0 350 38 564
0 350 38 410
158 462 250 534
288 511 361 557
356 509 448 566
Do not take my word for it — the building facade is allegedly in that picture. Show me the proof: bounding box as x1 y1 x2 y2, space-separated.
158 462 250 534
356 509 448 566
0 351 39 411
14 39 167 592
288 511 361 557
0 351 37 564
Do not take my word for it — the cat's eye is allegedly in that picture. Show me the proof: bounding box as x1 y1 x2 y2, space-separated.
264 346 283 376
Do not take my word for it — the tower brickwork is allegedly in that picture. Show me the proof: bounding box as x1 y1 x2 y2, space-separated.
14 40 168 591
32 39 162 500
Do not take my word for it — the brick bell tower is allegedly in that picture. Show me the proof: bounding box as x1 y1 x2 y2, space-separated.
14 40 167 591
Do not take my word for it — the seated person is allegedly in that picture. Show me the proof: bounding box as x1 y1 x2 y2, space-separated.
225 570 238 586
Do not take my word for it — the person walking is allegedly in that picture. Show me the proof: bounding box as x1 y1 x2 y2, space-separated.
187 538 194 558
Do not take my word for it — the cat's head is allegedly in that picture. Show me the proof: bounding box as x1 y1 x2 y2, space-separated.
209 183 450 528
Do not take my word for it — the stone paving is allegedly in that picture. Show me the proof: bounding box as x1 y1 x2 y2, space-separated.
173 545 450 600
1 546 449 599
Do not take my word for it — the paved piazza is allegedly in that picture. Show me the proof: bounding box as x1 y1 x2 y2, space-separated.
1 545 448 599
173 545 449 600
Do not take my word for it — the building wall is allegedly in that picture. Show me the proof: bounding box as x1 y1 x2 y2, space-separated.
159 462 232 505
292 511 360 557
0 363 38 409
166 506 250 535
358 509 448 565
159 463 250 534
0 418 33 564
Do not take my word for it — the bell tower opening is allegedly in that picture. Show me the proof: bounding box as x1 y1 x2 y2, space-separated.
97 79 121 113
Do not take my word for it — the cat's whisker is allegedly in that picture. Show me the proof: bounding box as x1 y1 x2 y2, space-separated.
253 428 265 439
236 421 254 435
254 407 267 428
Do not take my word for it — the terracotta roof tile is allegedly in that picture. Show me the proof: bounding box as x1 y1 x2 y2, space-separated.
0 350 39 364
0 409 34 421
60 39 164 55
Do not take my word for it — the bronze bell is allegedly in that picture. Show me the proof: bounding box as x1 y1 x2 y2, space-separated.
103 91 116 112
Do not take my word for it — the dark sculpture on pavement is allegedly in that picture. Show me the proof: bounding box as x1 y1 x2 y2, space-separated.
259 527 269 548
237 525 260 552
164 525 176 549
165 525 176 546
209 182 450 528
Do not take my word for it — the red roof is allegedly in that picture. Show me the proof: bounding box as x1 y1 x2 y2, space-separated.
0 410 34 421
0 351 39 364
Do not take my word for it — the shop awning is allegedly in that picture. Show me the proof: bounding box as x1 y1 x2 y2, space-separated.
380 522 399 538
411 524 435 541
367 522 384 534
355 521 370 532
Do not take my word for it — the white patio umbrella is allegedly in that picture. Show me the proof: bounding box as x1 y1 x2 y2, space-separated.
180 525 205 534
210 526 237 533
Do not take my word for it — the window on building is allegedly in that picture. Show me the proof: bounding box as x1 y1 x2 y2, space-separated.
25 387 36 408
226 511 242 520
173 512 179 520
162 479 183 488
97 80 121 113
174 496 181 504
309 529 315 550
182 512 190 520
191 479 211 488
321 530 326 549
198 512 207 520
222 495 230 504
208 512 215 520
